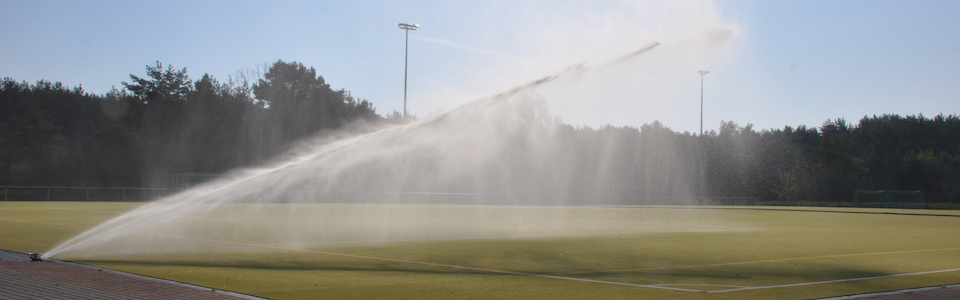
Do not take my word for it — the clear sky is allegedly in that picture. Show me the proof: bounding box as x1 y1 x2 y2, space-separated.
2 0 958 133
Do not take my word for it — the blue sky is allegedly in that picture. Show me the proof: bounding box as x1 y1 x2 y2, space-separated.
2 0 958 133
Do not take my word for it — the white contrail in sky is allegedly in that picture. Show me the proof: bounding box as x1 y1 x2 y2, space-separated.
412 36 541 62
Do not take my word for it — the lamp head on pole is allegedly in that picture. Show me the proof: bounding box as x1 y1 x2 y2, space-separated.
698 70 710 76
398 23 420 30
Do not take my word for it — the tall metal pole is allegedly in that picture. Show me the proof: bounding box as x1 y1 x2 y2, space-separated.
399 23 419 118
403 29 409 118
698 70 710 135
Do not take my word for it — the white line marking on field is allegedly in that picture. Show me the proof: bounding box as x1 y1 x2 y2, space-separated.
652 283 748 288
527 274 705 292
708 268 960 293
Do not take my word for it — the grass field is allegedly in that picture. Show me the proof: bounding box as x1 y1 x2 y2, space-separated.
1 201 959 299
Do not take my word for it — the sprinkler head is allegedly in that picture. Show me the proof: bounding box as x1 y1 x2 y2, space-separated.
29 253 43 262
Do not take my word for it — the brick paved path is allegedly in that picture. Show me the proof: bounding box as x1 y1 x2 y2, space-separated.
0 250 262 300
822 284 960 300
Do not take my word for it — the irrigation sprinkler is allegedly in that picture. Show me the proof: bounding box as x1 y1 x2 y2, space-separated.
29 252 43 262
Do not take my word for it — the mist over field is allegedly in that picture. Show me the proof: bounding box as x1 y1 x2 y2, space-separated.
0 1 956 261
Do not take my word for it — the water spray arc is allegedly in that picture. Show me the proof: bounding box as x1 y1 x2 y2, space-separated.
43 41 667 260
399 23 419 118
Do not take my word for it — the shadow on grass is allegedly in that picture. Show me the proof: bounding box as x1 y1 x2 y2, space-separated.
72 257 507 276
72 255 900 290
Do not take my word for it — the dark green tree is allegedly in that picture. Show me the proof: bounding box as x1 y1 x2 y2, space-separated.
253 60 379 148
122 62 194 185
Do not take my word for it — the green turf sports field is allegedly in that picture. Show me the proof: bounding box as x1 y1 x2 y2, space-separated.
1 201 959 299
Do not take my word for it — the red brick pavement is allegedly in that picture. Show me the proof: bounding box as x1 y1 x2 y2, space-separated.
0 251 262 300
821 284 960 300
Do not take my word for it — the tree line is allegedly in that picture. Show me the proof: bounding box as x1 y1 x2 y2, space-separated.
1 60 388 187
564 117 959 207
2 60 958 206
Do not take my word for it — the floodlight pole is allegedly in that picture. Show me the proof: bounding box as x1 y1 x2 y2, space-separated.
698 70 710 135
399 23 419 118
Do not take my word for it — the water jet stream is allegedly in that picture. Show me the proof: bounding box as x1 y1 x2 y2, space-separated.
44 42 684 260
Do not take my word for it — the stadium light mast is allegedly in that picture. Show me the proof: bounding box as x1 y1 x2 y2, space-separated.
698 70 710 135
398 23 419 118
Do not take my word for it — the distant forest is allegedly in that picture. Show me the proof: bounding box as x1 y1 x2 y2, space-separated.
2 60 959 206
1 60 389 188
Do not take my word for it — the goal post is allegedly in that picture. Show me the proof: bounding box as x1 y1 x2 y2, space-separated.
852 190 884 207
886 190 925 208
852 190 925 208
